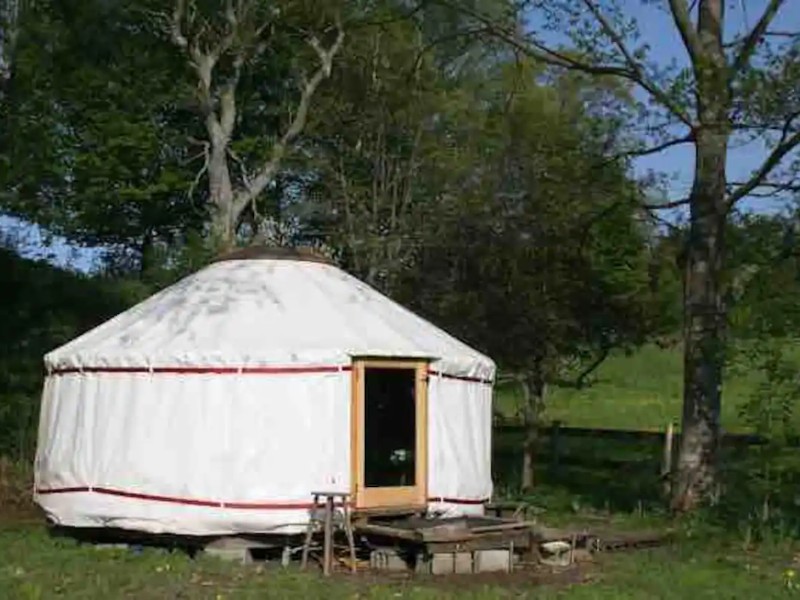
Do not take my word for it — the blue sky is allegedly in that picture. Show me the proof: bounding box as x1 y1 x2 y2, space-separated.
3 0 799 272
621 0 800 215
0 214 102 271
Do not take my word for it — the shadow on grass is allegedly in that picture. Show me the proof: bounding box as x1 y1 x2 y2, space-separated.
492 429 663 513
493 428 800 538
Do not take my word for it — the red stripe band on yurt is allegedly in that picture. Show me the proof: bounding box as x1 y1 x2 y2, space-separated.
36 487 332 510
427 370 493 385
35 486 91 495
35 487 488 509
49 365 352 376
428 496 490 505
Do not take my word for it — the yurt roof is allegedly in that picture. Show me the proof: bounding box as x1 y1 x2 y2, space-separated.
45 246 495 379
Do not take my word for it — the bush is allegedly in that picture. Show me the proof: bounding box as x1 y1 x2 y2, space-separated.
0 457 33 514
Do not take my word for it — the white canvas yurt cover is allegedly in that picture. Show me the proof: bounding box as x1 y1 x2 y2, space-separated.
34 247 495 535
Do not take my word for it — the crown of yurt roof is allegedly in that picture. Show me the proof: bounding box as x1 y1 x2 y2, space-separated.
212 245 335 266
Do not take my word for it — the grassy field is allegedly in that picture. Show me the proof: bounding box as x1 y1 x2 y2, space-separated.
1 520 799 599
2 344 799 597
494 344 779 432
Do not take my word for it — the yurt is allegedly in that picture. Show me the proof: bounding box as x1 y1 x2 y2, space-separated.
33 247 495 536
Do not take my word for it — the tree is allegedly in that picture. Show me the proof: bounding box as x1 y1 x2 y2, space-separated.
301 3 458 292
294 0 513 293
442 0 800 511
1 0 208 271
0 0 22 105
407 60 653 489
162 0 344 250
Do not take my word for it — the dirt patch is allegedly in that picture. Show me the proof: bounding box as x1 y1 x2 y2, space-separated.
0 458 36 520
0 508 40 528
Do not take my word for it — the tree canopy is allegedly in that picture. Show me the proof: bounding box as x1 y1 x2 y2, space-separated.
3 0 799 518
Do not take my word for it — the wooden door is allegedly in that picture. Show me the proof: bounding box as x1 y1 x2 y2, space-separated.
351 359 428 509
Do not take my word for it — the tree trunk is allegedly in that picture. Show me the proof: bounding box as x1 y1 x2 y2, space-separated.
207 144 236 250
0 0 20 105
672 0 730 511
520 368 546 492
138 230 155 277
672 134 728 511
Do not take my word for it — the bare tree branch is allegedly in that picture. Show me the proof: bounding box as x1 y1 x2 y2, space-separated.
228 147 252 190
667 0 703 64
170 0 189 49
606 132 695 163
732 0 786 74
187 139 211 202
642 197 691 210
727 128 800 207
410 26 493 75
232 22 345 217
727 180 800 198
437 0 694 127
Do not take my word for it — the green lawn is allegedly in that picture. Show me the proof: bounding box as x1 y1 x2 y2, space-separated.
4 344 800 597
0 521 797 599
494 344 786 432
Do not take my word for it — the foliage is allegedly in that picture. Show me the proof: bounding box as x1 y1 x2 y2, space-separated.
457 0 800 510
0 245 141 458
407 58 654 388
0 0 207 261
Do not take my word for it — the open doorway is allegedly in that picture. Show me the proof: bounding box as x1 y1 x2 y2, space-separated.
351 360 428 509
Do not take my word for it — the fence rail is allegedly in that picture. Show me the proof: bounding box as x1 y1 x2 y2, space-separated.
494 421 798 448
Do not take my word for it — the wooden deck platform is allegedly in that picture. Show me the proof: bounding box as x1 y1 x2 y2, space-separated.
355 515 537 553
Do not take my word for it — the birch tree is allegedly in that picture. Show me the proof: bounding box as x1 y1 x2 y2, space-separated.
0 0 20 106
443 0 800 511
165 0 344 249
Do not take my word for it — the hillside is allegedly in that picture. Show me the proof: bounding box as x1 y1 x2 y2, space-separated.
495 344 781 432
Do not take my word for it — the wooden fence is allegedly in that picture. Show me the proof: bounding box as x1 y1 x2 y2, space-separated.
492 421 798 495
494 421 798 448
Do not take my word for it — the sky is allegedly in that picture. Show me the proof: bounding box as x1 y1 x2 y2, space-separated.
3 0 799 272
621 0 800 215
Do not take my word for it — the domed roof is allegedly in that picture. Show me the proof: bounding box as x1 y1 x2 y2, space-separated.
45 248 494 379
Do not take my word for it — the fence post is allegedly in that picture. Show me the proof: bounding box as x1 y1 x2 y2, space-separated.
661 422 674 498
550 420 563 472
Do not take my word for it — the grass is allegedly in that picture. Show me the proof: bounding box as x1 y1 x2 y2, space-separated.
0 456 32 514
0 520 798 599
3 343 800 597
555 540 800 599
494 344 779 432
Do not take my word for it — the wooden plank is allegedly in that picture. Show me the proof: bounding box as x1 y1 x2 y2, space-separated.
354 522 423 542
351 363 362 507
425 530 531 553
352 505 425 519
470 521 537 534
323 496 333 576
416 361 429 508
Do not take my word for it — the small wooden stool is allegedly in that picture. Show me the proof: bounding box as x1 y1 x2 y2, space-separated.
300 491 357 575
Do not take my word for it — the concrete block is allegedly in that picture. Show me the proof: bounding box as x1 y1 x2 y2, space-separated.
414 552 432 574
454 552 473 574
474 549 512 573
204 539 256 565
430 552 472 575
92 543 129 551
204 547 253 565
370 549 410 572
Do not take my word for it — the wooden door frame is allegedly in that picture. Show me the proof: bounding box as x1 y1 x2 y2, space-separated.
350 358 429 510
